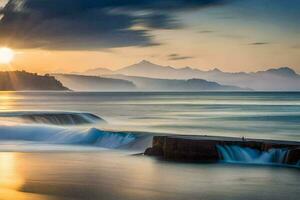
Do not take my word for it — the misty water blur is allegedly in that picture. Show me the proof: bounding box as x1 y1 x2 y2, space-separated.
0 152 299 200
1 91 299 141
0 92 299 200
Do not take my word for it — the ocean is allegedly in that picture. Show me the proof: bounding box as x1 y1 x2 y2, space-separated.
0 91 299 200
1 91 300 140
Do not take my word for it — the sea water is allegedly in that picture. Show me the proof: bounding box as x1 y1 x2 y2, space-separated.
0 91 299 200
0 91 300 153
0 152 299 200
0 91 300 141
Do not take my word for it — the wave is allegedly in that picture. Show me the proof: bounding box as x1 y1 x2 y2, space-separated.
0 124 151 150
217 145 289 165
0 111 104 125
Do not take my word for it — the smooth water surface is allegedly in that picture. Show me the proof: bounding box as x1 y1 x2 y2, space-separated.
0 152 299 200
0 92 299 200
1 91 299 141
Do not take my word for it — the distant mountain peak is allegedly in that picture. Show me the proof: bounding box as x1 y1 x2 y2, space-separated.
135 60 174 69
86 67 112 72
138 60 154 65
84 67 113 75
118 60 175 74
265 67 298 76
211 68 222 72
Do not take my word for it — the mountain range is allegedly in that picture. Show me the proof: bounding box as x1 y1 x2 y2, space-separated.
54 73 244 91
106 74 244 91
84 60 300 91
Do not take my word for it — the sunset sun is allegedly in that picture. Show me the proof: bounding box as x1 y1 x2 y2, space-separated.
0 47 14 64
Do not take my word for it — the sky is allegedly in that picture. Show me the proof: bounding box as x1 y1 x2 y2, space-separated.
0 0 299 73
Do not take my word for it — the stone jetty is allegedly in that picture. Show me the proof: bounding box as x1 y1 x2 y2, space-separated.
144 135 300 165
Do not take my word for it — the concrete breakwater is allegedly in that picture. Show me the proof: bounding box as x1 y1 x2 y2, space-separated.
144 135 300 165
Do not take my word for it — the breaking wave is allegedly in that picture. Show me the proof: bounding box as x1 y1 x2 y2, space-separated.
0 111 104 125
0 111 152 151
0 124 151 150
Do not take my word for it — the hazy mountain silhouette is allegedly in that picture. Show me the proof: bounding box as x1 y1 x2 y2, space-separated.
53 73 244 91
85 60 300 91
0 71 68 91
263 67 298 77
116 60 177 76
105 74 245 91
53 74 136 91
84 67 114 76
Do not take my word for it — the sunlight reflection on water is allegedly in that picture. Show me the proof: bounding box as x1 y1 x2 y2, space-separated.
0 152 299 200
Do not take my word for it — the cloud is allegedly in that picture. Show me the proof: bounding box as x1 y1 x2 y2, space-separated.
168 53 193 60
0 0 226 50
198 30 214 34
198 30 246 40
249 42 269 45
137 14 181 29
291 44 300 49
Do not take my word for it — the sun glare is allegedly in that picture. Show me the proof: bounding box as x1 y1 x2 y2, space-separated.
0 47 14 64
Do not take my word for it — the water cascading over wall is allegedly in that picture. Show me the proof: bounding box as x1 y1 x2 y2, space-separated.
216 145 288 164
144 136 300 167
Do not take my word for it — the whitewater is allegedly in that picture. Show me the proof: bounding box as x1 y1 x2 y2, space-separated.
0 111 153 153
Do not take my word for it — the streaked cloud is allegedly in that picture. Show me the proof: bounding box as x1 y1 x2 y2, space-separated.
168 53 193 60
291 44 300 49
249 42 269 46
198 30 215 34
0 0 226 50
